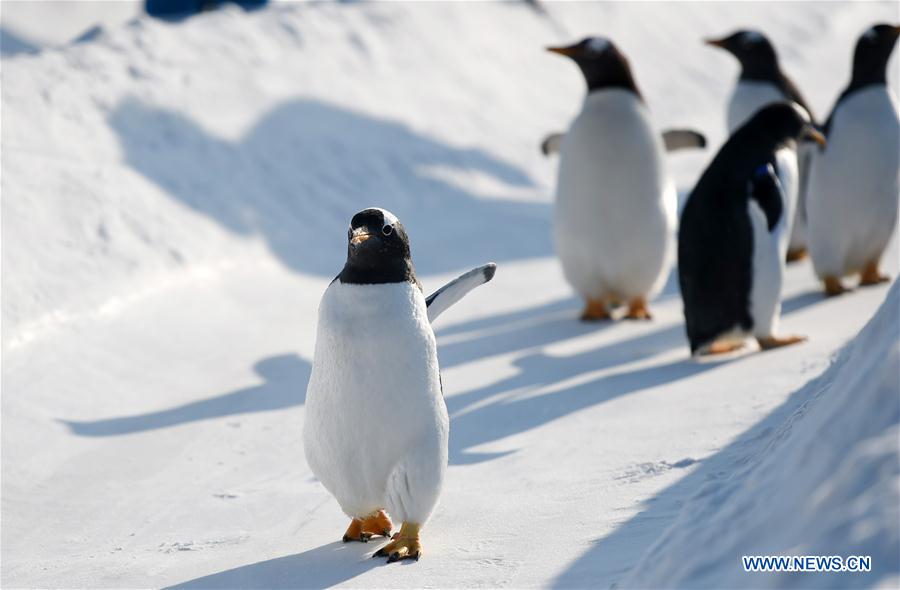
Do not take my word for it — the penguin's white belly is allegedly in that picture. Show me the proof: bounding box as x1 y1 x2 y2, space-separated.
727 81 785 132
554 90 675 301
748 200 784 338
808 87 900 277
304 280 448 523
747 151 794 338
774 146 799 256
789 141 817 252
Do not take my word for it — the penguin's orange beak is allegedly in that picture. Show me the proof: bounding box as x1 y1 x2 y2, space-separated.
350 229 372 246
704 37 727 49
805 127 827 147
547 45 581 57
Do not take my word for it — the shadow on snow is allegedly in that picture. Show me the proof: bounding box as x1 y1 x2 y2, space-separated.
60 354 309 436
166 541 391 589
108 97 550 278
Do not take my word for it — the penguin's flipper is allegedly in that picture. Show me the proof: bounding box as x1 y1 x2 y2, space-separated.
426 263 497 323
661 129 707 152
750 163 784 232
540 132 564 156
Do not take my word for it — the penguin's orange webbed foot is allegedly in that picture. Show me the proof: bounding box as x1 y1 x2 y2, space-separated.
624 297 652 320
823 276 850 297
343 519 368 543
702 340 746 355
361 510 393 538
757 335 807 351
786 248 808 263
373 522 421 563
580 298 610 322
343 510 392 543
860 263 890 287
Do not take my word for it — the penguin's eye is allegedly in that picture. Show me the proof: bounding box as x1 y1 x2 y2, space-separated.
382 224 394 236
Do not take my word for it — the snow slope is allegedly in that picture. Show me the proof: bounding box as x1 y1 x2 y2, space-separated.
2 2 898 588
624 282 900 589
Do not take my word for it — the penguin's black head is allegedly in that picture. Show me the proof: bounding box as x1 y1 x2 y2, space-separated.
547 37 641 97
742 102 826 149
705 30 780 80
850 24 900 86
339 207 416 285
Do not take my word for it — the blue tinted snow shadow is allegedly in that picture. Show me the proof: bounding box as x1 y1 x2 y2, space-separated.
446 323 732 465
442 285 825 464
0 27 39 56
109 97 550 277
166 541 381 589
61 353 309 436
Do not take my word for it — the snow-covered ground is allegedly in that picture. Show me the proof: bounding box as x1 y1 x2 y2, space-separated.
2 2 898 588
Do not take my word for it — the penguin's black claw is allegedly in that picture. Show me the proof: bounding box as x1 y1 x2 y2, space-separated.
382 529 391 538
373 547 387 558
387 551 402 563
342 535 351 543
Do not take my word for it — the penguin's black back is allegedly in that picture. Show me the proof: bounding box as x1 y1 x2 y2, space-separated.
678 168 755 353
678 105 803 352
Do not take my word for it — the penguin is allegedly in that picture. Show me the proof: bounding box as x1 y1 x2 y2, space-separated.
678 103 826 355
547 36 677 321
303 207 496 562
807 24 900 296
705 30 816 262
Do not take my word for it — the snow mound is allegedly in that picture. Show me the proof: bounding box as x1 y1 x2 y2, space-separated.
624 281 900 588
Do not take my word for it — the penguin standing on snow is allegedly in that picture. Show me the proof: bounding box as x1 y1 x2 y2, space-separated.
705 30 814 132
678 103 826 355
303 208 495 563
807 24 900 296
705 30 816 262
548 37 678 321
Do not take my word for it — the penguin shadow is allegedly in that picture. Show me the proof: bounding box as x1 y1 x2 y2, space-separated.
781 289 829 315
438 268 826 465
166 540 386 589
447 323 731 465
436 297 606 369
446 275 826 464
108 97 550 277
60 354 310 437
436 266 682 370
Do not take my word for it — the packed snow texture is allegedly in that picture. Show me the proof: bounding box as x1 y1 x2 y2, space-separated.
2 2 898 588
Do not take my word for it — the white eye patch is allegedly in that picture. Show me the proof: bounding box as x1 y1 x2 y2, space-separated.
368 207 399 227
586 37 610 53
789 101 812 124
742 31 764 44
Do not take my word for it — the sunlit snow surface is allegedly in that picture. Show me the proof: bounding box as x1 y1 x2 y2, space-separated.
2 2 898 588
